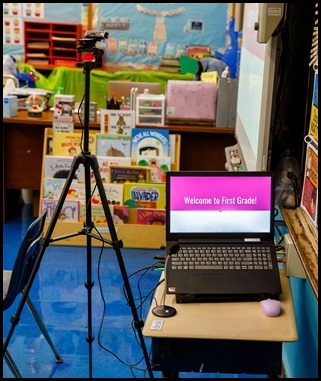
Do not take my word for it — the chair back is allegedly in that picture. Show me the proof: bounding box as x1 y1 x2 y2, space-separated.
3 210 47 311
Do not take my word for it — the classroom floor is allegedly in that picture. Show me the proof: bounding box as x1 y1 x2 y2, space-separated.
3 202 267 378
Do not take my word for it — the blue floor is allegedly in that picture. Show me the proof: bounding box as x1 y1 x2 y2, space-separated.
3 203 266 378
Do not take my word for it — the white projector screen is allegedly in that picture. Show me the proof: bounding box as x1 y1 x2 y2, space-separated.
235 3 277 171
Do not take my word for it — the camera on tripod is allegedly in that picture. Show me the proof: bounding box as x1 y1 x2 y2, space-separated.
77 30 109 68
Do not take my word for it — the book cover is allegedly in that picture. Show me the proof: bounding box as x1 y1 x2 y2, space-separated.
123 182 166 209
110 204 129 224
100 109 134 136
43 178 123 207
136 208 166 225
79 202 111 224
96 133 131 157
307 70 318 146
109 165 150 184
41 199 79 222
44 155 84 180
52 132 97 156
43 180 86 202
76 156 132 183
69 183 124 205
131 128 170 162
136 155 170 183
43 177 79 199
300 142 318 226
103 183 124 205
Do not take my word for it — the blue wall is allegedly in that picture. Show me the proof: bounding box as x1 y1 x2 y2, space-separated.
283 277 318 378
276 206 318 378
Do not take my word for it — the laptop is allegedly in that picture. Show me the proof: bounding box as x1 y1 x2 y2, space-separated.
107 81 161 101
165 171 282 303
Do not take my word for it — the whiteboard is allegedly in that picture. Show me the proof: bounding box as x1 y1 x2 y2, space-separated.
235 3 277 171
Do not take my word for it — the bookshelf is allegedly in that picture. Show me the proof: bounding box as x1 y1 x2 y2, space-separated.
40 128 181 249
24 21 82 68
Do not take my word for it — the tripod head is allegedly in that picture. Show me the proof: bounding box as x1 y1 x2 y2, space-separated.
76 30 108 69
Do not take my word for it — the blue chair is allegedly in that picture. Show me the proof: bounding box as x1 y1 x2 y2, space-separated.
3 210 63 377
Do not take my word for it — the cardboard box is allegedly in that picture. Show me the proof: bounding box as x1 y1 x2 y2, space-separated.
216 78 238 128
3 95 18 117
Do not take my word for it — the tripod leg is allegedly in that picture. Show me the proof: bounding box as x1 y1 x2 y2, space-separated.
43 154 85 240
41 153 97 377
26 297 63 363
88 154 154 378
3 155 89 374
4 349 22 378
2 154 86 374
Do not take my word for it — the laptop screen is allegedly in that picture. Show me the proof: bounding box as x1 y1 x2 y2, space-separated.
166 171 275 241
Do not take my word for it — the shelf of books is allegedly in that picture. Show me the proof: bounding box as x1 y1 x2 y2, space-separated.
40 126 181 249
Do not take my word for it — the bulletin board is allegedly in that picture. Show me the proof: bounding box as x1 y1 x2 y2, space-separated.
97 3 228 70
3 3 228 71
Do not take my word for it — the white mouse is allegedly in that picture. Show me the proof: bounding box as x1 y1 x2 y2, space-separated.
260 298 281 317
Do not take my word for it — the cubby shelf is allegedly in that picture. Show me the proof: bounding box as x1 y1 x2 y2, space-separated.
24 21 83 68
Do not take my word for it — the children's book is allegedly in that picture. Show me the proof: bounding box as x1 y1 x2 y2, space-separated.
136 208 166 225
307 70 318 146
123 182 166 209
109 165 150 184
96 133 131 157
43 176 123 207
44 155 84 180
79 203 109 224
103 183 124 205
100 109 135 136
136 155 170 183
110 204 129 224
76 156 132 183
52 131 96 156
41 199 79 221
300 142 318 226
43 177 79 199
131 128 169 162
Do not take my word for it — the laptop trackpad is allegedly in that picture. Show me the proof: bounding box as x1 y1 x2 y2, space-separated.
184 273 226 294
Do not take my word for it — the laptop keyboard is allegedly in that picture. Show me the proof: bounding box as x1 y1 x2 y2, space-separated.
170 245 274 271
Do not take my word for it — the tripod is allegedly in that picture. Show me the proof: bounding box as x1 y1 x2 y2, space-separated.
37 36 153 378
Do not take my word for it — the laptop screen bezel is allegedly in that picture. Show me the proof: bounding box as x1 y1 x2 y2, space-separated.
166 171 275 241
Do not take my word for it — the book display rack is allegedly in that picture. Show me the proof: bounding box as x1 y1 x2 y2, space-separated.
40 128 181 249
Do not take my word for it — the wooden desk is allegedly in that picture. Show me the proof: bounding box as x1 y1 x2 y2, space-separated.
3 110 236 220
143 271 297 377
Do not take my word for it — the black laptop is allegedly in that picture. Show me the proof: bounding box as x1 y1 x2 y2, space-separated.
165 171 282 303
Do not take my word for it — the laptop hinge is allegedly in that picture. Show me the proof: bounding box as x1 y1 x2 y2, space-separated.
244 238 261 242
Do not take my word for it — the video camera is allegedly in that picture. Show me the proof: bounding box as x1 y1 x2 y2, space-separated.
77 30 109 68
